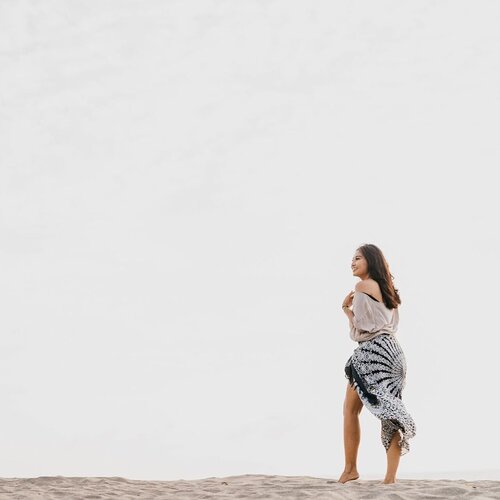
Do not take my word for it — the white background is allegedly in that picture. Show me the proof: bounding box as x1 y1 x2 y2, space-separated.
1 0 499 481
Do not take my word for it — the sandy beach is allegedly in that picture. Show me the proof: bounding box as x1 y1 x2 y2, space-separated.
1 474 500 499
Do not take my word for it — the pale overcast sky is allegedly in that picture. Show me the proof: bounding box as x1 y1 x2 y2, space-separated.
1 0 499 480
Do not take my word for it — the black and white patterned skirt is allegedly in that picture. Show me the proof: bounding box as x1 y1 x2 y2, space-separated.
344 333 416 456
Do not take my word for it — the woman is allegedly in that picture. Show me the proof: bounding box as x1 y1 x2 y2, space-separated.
338 244 416 485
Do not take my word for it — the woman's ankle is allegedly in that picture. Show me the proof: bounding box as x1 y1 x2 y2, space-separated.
343 466 358 473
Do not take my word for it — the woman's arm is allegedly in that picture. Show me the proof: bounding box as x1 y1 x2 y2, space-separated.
342 290 355 330
343 306 355 330
344 297 377 333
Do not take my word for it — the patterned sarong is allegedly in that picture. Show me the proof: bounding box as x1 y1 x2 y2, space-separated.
344 333 416 455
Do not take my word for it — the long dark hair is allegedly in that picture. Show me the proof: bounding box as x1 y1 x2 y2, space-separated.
357 243 401 309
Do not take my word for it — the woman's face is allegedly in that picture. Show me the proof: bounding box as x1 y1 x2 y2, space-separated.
351 250 369 279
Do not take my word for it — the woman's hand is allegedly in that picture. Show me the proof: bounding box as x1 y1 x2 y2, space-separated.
342 290 354 308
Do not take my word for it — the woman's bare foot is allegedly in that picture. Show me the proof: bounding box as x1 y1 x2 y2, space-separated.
380 478 396 484
337 470 359 483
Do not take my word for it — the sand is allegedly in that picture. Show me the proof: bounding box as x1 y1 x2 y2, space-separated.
1 474 500 499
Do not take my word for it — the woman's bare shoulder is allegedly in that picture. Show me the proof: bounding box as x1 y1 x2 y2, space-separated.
355 279 382 300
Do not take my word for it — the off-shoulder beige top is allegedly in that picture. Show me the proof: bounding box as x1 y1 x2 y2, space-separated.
349 291 399 343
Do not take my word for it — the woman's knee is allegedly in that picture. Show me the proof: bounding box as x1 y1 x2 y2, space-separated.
344 384 363 415
344 402 363 416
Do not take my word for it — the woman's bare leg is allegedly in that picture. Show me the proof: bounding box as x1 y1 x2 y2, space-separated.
338 383 363 483
382 430 401 484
